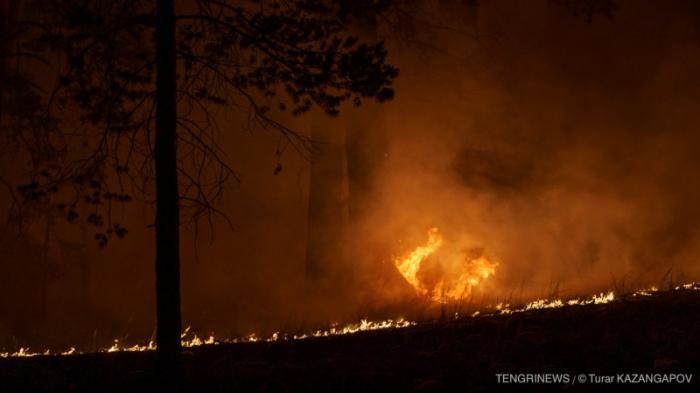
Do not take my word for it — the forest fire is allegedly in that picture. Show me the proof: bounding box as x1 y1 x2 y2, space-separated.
494 291 616 315
0 318 416 358
3 283 699 359
4 1 700 390
394 228 498 302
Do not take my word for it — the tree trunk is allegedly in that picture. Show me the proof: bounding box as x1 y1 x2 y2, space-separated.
305 5 384 283
305 111 349 280
0 0 9 121
0 0 21 122
39 206 51 325
345 10 383 221
155 0 181 372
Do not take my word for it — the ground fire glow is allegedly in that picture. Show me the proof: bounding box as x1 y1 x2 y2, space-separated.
0 318 416 358
394 227 498 302
2 283 699 358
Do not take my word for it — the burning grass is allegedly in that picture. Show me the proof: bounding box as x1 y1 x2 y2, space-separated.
2 281 700 392
0 318 416 358
2 282 698 359
6 225 693 360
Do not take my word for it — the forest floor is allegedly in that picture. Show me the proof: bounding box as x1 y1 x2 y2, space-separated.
1 287 700 392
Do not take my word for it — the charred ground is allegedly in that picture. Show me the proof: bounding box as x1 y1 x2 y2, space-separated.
1 287 699 392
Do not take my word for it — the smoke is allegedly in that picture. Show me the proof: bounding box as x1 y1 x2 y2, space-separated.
356 0 700 303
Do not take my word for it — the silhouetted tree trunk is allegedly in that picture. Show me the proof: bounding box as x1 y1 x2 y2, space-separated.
305 112 349 280
39 204 51 325
77 220 90 316
0 0 21 122
345 8 385 221
9 0 397 360
155 0 181 373
306 5 387 281
0 0 9 121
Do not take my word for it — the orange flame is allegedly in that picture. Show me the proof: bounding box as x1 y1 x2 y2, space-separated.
394 227 498 302
395 227 443 294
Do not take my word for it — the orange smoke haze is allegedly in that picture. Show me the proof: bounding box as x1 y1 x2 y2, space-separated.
2 0 700 351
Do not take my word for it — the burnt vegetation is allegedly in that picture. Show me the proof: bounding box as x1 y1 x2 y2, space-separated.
1 285 699 392
2 0 700 391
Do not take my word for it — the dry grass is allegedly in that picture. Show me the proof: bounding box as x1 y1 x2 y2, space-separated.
2 286 700 392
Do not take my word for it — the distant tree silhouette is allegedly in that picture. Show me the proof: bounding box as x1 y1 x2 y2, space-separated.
0 0 26 215
3 0 397 376
305 1 388 286
0 0 21 122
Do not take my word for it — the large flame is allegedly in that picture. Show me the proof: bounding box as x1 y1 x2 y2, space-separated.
394 227 498 302
395 227 444 293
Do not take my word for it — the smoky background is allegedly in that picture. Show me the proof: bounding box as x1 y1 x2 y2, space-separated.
1 0 700 350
